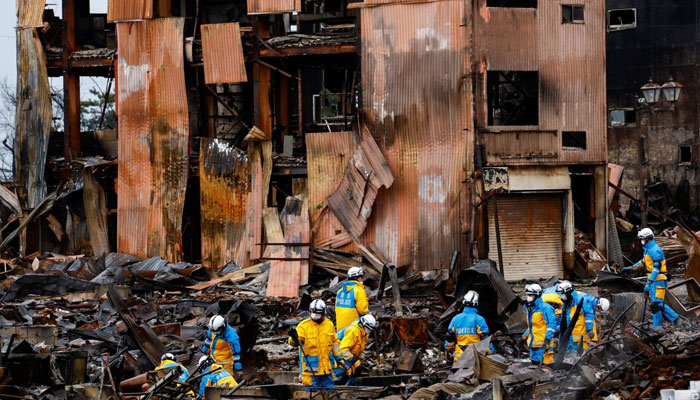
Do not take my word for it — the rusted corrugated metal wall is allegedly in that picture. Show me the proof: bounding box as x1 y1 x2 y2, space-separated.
116 18 189 262
247 0 301 15
14 0 51 209
475 0 606 165
359 0 472 271
108 0 153 22
201 23 247 84
200 138 250 269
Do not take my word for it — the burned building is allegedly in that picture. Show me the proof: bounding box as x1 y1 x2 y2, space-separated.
607 0 700 227
12 0 607 284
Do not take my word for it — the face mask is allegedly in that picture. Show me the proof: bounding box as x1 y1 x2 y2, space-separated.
526 295 535 303
560 293 568 301
311 313 323 322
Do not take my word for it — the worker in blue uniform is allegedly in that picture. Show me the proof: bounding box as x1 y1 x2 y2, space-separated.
556 281 596 352
197 356 237 399
444 291 495 363
201 315 242 375
522 284 557 365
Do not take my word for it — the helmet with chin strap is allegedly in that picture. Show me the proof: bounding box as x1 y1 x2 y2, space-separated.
309 299 326 322
463 290 479 307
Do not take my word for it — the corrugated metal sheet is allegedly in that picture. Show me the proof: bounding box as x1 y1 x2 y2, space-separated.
247 0 301 15
14 25 51 208
305 131 358 251
475 0 606 165
116 18 189 262
201 23 247 84
360 0 472 271
488 194 563 280
107 0 153 22
82 169 110 257
199 138 250 270
17 0 46 27
482 130 559 160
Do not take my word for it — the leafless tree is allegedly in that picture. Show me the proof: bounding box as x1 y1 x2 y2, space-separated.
0 79 16 181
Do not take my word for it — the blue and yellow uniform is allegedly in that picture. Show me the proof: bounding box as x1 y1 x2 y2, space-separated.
155 359 190 382
541 293 563 364
560 290 596 351
289 317 341 391
198 364 237 398
201 324 242 375
626 239 679 327
335 280 369 331
522 297 557 364
444 307 494 363
335 320 368 385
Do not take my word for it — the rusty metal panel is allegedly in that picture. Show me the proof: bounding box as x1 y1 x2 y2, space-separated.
107 0 153 22
116 18 189 262
488 194 563 280
201 23 247 84
17 0 46 27
247 0 300 15
475 8 536 71
15 23 51 208
360 0 472 271
200 138 250 270
82 169 110 257
482 130 559 164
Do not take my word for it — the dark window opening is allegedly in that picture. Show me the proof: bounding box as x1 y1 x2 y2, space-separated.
487 71 539 126
487 0 537 8
562 5 584 23
562 131 586 150
608 9 636 31
609 109 636 126
680 146 692 163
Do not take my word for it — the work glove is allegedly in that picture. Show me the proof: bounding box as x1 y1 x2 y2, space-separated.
586 331 596 340
644 281 651 293
337 358 349 370
550 337 559 349
288 328 300 346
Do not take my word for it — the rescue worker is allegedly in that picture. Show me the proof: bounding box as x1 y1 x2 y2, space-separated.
444 291 494 364
522 284 557 365
589 297 610 343
557 281 596 351
288 299 341 392
201 315 242 375
335 267 369 331
335 313 379 385
156 353 190 383
197 356 237 399
541 293 563 364
621 228 679 328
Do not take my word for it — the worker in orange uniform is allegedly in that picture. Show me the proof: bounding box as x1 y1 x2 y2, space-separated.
444 291 494 364
335 267 369 331
335 314 379 385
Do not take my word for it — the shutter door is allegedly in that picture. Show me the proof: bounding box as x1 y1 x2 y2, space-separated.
488 194 563 280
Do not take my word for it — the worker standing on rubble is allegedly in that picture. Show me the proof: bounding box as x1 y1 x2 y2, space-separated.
334 313 379 385
556 281 596 351
335 267 369 331
197 356 238 398
522 284 557 365
201 315 242 375
289 299 341 391
621 228 679 328
541 293 563 364
444 291 494 364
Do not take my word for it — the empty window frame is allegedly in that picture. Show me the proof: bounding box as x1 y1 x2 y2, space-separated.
562 131 587 150
609 108 636 126
487 71 539 126
608 9 636 31
487 0 537 8
679 145 692 163
562 5 584 23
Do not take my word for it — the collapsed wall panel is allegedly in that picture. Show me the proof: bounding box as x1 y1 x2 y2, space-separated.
108 0 153 22
247 0 301 15
201 23 247 84
116 18 189 262
359 0 472 270
200 138 250 270
14 0 51 209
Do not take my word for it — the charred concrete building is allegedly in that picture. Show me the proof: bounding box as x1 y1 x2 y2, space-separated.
12 0 607 286
607 0 700 227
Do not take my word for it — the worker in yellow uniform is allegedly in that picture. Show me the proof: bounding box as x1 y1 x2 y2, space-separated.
541 293 563 364
335 267 369 331
288 299 341 392
201 315 242 375
444 291 494 364
197 356 237 399
335 314 379 385
156 353 190 382
557 281 596 352
522 284 557 365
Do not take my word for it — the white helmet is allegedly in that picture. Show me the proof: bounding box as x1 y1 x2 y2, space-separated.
198 355 210 367
598 298 610 313
309 299 326 322
348 267 365 279
556 280 574 301
463 290 479 307
161 353 175 362
524 284 542 304
360 314 379 332
637 228 654 241
209 315 226 334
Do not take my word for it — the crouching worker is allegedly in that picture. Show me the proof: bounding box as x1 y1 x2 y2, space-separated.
197 356 237 399
156 353 190 382
201 315 242 375
334 314 379 385
522 284 557 365
444 291 495 364
288 299 340 392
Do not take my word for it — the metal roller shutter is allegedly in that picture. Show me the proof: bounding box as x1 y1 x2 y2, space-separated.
488 194 564 281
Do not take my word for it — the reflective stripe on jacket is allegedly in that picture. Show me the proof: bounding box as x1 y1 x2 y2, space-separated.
293 318 340 377
338 320 368 374
522 297 556 348
631 239 667 282
201 325 242 370
335 281 369 331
